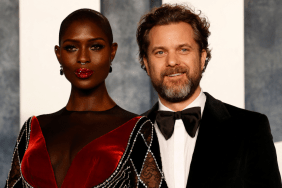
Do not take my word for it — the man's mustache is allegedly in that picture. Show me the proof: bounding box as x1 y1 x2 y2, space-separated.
161 66 189 77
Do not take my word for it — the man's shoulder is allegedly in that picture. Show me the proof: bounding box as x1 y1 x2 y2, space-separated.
205 92 267 119
141 92 270 128
206 93 270 134
223 101 267 120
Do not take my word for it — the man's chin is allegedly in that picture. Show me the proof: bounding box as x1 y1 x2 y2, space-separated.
160 93 191 103
151 73 201 103
160 77 202 103
159 84 191 103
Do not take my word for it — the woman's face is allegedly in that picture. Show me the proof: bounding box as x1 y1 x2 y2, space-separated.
55 19 117 90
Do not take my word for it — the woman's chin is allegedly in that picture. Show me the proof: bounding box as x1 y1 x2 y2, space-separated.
71 81 104 91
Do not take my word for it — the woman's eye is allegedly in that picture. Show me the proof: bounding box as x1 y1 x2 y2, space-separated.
91 44 104 50
64 45 77 52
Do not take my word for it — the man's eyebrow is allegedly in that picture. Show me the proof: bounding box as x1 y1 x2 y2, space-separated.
178 43 193 49
62 38 106 44
151 46 166 53
151 44 193 52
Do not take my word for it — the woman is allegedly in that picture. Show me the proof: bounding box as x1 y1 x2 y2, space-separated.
5 9 160 188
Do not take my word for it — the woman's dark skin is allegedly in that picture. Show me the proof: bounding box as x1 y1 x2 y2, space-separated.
36 18 136 188
55 19 117 111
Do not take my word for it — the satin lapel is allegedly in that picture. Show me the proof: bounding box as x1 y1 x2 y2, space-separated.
141 102 159 123
186 92 231 188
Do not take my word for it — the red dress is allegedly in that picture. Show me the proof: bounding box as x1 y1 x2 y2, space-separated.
19 116 141 188
6 107 164 188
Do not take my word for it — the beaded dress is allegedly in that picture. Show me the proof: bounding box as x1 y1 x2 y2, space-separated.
5 106 167 188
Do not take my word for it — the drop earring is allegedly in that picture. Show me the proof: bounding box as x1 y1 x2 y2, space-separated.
60 65 63 75
109 66 112 73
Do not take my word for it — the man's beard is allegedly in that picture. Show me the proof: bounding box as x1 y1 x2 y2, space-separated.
150 66 202 103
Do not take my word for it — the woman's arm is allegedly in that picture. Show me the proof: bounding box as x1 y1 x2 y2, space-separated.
5 117 32 188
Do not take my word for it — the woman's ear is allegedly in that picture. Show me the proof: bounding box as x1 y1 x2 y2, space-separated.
110 43 118 62
55 45 61 63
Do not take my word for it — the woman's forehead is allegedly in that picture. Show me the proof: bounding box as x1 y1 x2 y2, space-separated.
62 20 108 39
59 15 112 45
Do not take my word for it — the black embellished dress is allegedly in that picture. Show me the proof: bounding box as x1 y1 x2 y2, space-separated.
5 106 167 188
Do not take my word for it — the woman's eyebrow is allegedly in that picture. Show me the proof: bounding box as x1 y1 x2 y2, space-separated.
88 38 106 42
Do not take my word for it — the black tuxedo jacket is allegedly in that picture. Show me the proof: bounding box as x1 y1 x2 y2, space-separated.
142 92 282 188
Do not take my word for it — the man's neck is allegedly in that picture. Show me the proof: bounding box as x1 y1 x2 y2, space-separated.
159 86 201 112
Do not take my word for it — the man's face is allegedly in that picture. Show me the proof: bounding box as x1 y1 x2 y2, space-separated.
143 22 207 102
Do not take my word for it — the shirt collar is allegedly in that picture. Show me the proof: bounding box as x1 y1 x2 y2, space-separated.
158 89 206 117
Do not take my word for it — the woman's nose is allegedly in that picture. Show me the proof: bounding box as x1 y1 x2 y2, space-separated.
78 47 90 64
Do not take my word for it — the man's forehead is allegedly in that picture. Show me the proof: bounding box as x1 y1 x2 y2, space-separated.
147 22 195 48
150 22 193 33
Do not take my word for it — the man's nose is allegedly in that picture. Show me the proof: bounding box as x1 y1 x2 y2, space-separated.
166 52 179 67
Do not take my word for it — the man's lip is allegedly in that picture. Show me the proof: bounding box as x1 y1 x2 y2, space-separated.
165 72 186 77
74 68 93 79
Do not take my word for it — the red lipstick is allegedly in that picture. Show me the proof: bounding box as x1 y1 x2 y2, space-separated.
75 68 93 79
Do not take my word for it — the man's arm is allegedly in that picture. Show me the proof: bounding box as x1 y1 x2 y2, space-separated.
243 114 281 188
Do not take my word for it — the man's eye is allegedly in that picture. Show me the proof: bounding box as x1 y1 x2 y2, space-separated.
64 45 77 52
156 51 164 55
181 48 188 52
91 44 104 50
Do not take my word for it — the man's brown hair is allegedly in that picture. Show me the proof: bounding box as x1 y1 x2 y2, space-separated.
136 4 211 73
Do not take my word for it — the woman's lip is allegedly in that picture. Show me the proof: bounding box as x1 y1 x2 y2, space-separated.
74 68 93 79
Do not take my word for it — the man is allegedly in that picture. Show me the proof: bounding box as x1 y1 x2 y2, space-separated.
134 4 281 188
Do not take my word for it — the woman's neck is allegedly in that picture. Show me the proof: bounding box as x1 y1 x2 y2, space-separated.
65 82 116 111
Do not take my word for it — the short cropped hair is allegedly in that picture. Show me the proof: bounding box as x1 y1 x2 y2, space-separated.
59 9 113 45
136 4 211 73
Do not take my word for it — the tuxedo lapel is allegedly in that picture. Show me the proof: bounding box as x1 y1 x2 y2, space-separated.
142 93 233 188
142 102 159 123
186 92 231 188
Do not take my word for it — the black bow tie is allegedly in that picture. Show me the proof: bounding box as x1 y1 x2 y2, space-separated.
156 107 201 140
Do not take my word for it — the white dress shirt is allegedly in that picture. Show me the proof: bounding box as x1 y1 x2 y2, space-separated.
154 90 206 188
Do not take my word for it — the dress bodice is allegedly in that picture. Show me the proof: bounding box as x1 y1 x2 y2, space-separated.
21 116 141 188
6 111 166 188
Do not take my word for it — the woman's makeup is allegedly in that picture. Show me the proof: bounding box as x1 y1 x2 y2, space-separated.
74 68 94 79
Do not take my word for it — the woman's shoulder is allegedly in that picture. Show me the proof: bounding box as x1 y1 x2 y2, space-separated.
35 108 65 128
17 108 65 144
114 106 152 131
112 106 137 119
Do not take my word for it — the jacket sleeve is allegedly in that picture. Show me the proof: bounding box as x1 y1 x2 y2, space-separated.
243 114 282 188
5 117 32 188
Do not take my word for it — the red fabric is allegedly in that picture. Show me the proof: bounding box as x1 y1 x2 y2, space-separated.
21 116 141 188
21 116 57 187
